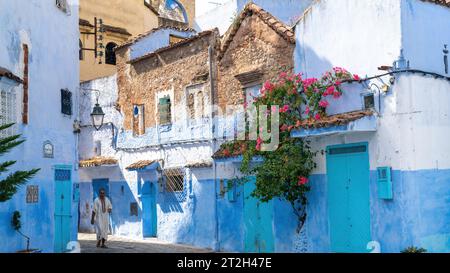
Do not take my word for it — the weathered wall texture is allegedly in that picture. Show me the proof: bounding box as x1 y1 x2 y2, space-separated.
217 13 295 109
0 0 79 253
116 30 218 130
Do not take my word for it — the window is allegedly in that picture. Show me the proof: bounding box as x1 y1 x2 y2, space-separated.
105 42 117 65
158 96 172 125
0 88 17 138
79 40 84 60
186 84 205 123
61 89 72 115
362 93 375 110
133 104 145 136
164 168 184 193
55 0 70 14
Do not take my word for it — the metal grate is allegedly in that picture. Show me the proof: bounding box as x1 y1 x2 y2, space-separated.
61 89 72 116
162 168 186 202
328 145 366 155
0 89 17 138
55 169 71 181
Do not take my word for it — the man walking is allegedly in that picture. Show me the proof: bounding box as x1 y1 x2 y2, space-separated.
91 188 112 248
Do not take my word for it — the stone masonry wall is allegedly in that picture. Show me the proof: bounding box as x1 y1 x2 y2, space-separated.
116 30 218 130
217 14 295 109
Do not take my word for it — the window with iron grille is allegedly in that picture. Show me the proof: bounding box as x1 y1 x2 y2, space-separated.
61 89 72 116
164 168 184 193
0 88 17 138
158 96 172 125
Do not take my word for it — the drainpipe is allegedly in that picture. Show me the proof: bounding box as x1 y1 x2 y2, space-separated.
208 44 220 251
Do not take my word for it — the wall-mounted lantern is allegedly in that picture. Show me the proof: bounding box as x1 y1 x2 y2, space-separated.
91 101 105 131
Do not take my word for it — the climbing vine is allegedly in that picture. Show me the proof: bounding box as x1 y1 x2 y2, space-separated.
225 68 359 232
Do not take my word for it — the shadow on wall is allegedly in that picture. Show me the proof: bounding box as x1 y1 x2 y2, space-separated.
78 178 142 235
158 192 185 213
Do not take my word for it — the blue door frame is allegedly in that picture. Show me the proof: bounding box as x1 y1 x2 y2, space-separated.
326 142 371 253
54 165 72 253
142 181 157 237
243 177 274 253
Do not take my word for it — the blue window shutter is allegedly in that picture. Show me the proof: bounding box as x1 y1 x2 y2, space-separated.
377 167 393 199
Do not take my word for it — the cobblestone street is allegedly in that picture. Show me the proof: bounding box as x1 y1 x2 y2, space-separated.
78 233 213 253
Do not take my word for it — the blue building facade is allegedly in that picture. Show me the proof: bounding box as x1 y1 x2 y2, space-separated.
76 0 450 253
0 0 80 253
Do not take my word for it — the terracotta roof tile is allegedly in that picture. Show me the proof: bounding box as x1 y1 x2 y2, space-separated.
0 67 23 84
422 0 450 8
212 141 249 159
185 161 213 169
126 160 157 170
296 110 374 129
219 3 295 60
79 157 118 168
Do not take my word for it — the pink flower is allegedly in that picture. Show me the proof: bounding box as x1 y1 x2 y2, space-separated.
288 125 294 132
304 106 310 115
223 149 230 157
333 91 342 99
335 80 342 86
298 176 309 186
271 105 278 113
280 124 289 132
280 105 290 113
279 72 288 79
319 100 329 108
303 78 318 89
314 113 321 120
262 81 274 92
353 74 361 81
324 86 335 97
256 137 263 151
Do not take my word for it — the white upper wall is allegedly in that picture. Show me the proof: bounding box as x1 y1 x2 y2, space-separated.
194 0 314 35
401 0 450 75
295 0 403 78
0 0 79 175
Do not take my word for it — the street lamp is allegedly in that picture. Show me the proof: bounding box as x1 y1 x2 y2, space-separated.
91 100 105 131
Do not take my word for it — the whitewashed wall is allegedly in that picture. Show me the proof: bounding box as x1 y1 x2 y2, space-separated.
0 0 80 252
194 0 314 35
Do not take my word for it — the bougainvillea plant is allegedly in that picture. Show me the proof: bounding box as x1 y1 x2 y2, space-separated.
229 67 359 233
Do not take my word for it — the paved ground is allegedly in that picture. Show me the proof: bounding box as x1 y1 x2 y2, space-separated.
78 233 213 253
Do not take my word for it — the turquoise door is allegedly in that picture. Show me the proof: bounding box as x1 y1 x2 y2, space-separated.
244 178 274 253
326 143 371 253
54 167 72 253
142 181 157 237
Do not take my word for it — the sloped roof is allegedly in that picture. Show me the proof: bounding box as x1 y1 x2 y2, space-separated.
128 29 216 64
79 157 118 168
219 3 295 59
296 110 374 129
116 25 196 50
126 160 158 170
212 141 249 159
422 0 450 8
0 67 23 84
185 161 213 168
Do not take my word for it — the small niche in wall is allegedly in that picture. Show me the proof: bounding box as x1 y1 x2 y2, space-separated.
130 202 138 216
